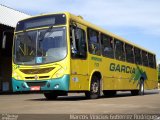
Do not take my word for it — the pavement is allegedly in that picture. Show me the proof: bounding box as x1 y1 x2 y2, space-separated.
0 90 159 114
0 90 159 120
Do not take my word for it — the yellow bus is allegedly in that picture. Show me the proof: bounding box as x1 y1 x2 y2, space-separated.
12 12 158 99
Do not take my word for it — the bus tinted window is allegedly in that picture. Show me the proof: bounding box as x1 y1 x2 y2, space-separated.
88 28 100 55
101 34 114 58
70 26 87 59
142 51 148 66
148 53 154 68
125 44 134 63
153 55 156 69
134 47 142 65
114 39 125 61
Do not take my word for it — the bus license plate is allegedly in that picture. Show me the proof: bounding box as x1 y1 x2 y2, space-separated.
30 86 40 91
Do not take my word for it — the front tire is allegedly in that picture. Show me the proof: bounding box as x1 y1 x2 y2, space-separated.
44 92 58 100
85 76 100 99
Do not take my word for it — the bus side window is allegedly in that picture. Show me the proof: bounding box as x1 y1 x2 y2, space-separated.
70 26 87 59
148 53 154 68
125 44 134 63
101 34 114 58
153 55 156 69
134 47 142 65
142 51 149 67
87 28 100 55
114 39 125 61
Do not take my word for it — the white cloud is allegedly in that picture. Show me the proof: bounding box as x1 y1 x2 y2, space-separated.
1 0 160 36
1 0 160 58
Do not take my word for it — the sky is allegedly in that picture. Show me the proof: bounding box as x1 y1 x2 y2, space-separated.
1 0 160 63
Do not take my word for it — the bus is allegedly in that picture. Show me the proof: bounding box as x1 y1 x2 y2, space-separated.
12 12 158 99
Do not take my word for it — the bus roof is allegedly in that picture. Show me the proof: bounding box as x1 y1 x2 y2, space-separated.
17 12 155 55
67 12 155 55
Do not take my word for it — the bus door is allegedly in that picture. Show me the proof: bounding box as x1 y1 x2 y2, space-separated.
70 23 89 91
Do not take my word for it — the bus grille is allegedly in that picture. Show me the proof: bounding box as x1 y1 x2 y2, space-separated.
20 67 54 74
27 81 47 87
25 76 50 79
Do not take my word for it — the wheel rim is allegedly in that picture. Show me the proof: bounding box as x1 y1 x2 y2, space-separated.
91 82 98 93
139 80 144 95
140 82 144 93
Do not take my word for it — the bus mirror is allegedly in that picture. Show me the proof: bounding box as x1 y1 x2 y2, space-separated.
71 29 78 55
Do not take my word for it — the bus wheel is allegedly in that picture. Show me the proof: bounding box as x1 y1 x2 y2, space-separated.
103 90 116 97
139 79 144 95
85 76 100 99
44 92 58 100
131 79 144 96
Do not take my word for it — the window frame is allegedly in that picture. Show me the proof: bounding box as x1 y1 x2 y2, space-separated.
134 47 142 65
125 43 135 64
114 39 126 61
153 55 157 69
101 33 114 59
148 53 157 68
70 25 87 59
142 50 149 67
87 28 101 56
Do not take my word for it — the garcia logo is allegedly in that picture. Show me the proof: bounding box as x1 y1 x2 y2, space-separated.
110 63 135 74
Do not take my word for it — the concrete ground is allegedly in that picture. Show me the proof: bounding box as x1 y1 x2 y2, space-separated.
0 90 159 114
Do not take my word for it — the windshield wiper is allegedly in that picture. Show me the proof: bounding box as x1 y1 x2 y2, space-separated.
39 26 54 41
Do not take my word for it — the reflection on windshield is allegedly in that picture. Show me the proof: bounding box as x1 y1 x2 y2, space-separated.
14 27 67 65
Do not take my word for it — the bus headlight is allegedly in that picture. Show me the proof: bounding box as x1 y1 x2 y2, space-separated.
13 72 22 80
52 68 65 78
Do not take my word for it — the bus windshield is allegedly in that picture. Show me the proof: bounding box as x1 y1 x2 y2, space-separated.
14 27 67 65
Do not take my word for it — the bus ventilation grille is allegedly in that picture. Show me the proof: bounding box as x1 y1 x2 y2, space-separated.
25 76 50 79
20 67 55 74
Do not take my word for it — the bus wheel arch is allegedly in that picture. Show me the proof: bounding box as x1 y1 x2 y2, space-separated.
131 77 144 96
85 71 102 99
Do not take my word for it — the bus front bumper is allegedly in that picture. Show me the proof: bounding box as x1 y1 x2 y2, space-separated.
12 75 70 92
